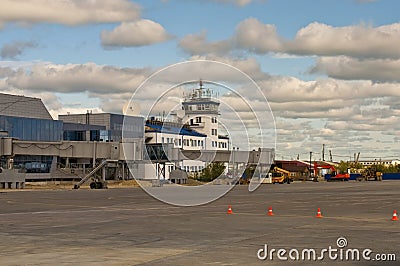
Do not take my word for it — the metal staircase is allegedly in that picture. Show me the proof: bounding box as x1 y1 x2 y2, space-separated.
73 160 113 189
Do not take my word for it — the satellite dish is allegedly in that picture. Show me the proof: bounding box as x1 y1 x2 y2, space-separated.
176 109 185 119
125 102 141 115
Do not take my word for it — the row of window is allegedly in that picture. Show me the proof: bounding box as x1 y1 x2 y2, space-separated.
361 161 394 165
185 104 218 111
183 165 204 172
161 137 205 148
0 115 63 142
211 141 228 149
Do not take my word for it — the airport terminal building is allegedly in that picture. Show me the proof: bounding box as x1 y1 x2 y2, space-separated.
0 87 231 183
0 93 144 181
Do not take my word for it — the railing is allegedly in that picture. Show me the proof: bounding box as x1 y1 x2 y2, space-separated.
73 160 108 189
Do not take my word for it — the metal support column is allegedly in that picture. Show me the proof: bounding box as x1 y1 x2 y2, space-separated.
102 164 106 182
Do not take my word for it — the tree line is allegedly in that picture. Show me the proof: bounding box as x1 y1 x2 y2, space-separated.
336 161 400 174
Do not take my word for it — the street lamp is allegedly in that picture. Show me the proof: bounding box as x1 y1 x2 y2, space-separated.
232 147 236 182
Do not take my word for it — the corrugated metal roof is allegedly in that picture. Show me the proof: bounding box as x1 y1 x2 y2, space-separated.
0 92 52 120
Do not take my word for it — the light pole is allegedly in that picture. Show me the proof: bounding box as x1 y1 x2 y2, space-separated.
232 147 236 183
309 151 313 181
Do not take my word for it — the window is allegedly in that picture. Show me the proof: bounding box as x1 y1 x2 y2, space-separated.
196 117 202 123
178 139 182 146
211 128 217 136
212 117 217 123
161 137 164 143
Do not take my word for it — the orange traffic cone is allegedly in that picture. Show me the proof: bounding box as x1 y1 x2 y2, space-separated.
227 205 233 214
267 206 274 216
316 208 323 218
391 210 398 221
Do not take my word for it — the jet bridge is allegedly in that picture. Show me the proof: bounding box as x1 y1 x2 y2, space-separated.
144 143 274 181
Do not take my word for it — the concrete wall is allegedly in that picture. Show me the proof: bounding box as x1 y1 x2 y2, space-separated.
0 169 25 189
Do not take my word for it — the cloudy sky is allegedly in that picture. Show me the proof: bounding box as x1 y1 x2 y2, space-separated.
0 0 399 161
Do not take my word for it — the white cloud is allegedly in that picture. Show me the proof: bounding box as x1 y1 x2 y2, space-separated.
311 56 400 82
0 0 140 26
234 18 283 54
101 20 172 47
179 19 400 59
188 55 270 81
179 31 232 55
4 62 151 94
285 22 400 59
257 76 400 104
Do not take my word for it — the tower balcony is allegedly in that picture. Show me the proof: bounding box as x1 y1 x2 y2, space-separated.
184 109 219 115
189 122 205 128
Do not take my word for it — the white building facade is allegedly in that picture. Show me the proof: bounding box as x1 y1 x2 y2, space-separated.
141 81 230 181
359 160 400 167
181 81 229 151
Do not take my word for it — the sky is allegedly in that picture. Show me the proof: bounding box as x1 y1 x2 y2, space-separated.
0 0 399 161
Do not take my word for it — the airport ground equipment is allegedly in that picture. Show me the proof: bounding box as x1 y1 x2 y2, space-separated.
357 166 382 181
314 162 350 181
270 166 292 184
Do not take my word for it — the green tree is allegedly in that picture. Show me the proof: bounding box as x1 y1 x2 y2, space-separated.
336 161 350 174
195 162 226 182
349 162 363 170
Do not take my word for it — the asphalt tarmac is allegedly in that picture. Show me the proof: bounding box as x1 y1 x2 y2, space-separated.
0 181 399 265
